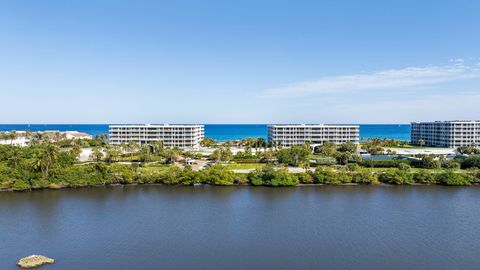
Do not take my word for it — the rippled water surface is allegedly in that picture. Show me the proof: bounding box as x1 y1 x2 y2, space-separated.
1 185 479 270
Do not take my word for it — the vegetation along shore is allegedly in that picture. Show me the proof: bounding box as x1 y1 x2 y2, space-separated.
1 134 480 191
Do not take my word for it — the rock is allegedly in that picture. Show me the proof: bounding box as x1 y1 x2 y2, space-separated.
17 255 54 268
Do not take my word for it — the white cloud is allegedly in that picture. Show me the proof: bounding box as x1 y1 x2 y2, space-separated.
262 60 480 98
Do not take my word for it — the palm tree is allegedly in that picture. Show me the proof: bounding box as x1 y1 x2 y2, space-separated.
418 139 426 147
106 146 121 164
139 145 153 163
54 132 61 143
90 147 104 162
32 143 59 177
151 141 164 154
164 147 182 164
127 141 140 157
7 147 22 169
300 161 311 172
9 132 17 144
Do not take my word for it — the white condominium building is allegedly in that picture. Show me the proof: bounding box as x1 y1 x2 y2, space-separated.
411 121 480 148
268 124 359 147
109 124 204 149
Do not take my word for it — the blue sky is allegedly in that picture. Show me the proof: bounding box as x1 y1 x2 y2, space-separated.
1 0 479 124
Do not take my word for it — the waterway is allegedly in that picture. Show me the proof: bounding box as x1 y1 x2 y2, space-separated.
0 185 478 269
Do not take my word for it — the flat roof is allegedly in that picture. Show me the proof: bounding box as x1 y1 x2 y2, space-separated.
268 124 359 128
109 124 204 128
411 120 480 124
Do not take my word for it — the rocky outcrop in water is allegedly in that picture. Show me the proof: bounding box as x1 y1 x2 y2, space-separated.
17 255 54 268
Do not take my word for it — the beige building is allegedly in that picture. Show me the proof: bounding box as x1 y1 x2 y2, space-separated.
268 124 359 147
109 124 204 149
411 121 480 148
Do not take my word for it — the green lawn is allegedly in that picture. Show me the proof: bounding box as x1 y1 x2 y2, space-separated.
138 165 172 173
223 163 265 170
363 167 454 173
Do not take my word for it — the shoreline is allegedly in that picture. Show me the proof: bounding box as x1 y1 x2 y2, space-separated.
1 182 477 193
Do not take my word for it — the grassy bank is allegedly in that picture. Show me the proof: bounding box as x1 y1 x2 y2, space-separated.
2 163 480 192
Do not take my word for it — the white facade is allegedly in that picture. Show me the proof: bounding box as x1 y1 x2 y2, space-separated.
268 124 359 147
64 131 92 140
0 137 30 147
109 124 204 149
411 121 480 148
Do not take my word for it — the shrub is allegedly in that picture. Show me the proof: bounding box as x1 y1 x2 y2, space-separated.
275 146 310 166
247 166 298 186
412 170 437 184
442 160 461 170
436 171 470 186
297 172 314 184
352 170 379 184
313 167 337 184
378 169 414 185
12 179 31 191
359 159 410 168
461 155 480 169
202 165 235 185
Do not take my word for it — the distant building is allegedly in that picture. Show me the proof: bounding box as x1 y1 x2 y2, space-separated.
411 120 480 148
64 131 92 140
267 124 359 147
0 130 92 146
109 124 205 149
0 135 30 147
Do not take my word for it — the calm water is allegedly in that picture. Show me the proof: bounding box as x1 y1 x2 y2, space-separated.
0 124 411 141
1 185 479 270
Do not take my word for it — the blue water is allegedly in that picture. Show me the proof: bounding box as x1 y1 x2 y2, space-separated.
0 124 411 141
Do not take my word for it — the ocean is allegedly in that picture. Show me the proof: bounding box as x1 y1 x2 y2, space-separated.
0 124 411 141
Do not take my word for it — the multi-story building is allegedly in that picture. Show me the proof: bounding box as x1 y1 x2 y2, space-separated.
411 121 480 148
268 124 359 147
109 124 204 149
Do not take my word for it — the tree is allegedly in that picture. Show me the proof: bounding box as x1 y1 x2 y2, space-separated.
200 137 216 147
316 142 337 157
442 160 460 170
211 147 233 163
106 146 121 163
397 163 411 172
32 143 60 177
300 161 311 172
421 155 441 169
457 146 480 155
247 165 298 186
71 144 81 160
338 142 357 153
276 145 310 166
352 169 379 184
139 145 153 163
436 171 470 186
151 141 164 154
90 147 104 162
462 155 480 169
313 167 337 184
412 170 436 184
418 139 426 147
126 141 140 157
202 165 235 185
257 149 275 163
162 147 182 164
335 152 351 165
6 146 22 169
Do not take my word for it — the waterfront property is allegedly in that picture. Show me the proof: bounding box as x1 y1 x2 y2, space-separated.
0 130 91 147
109 124 205 149
411 120 480 148
267 124 359 147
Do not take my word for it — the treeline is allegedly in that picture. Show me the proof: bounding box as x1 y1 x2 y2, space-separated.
360 155 480 170
3 162 480 191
